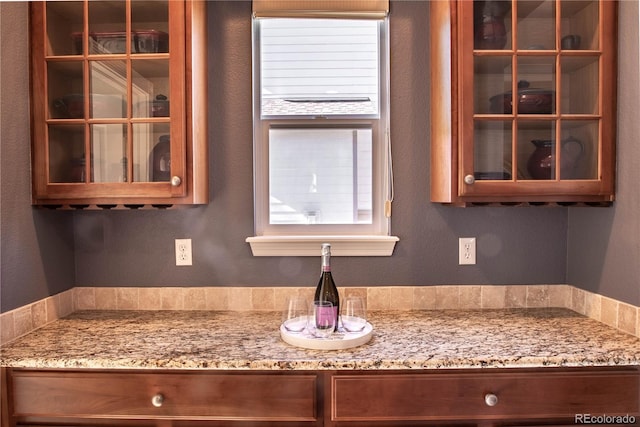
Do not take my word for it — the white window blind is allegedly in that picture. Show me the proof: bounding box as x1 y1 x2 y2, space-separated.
252 0 389 19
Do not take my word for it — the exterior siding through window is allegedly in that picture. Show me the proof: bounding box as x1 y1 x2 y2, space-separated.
260 19 379 116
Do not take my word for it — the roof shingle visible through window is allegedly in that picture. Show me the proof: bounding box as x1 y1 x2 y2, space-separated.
262 98 378 116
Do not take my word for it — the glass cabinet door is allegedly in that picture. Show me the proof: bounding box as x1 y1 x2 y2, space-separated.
43 0 172 186
462 0 603 191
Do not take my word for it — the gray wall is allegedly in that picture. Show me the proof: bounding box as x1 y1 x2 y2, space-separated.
1 1 637 313
567 0 640 306
0 2 76 312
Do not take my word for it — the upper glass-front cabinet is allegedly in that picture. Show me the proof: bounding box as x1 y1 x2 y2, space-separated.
30 1 208 207
430 0 617 205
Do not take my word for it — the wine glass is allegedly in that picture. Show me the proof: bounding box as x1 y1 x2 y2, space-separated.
282 296 309 333
312 301 336 338
342 296 367 332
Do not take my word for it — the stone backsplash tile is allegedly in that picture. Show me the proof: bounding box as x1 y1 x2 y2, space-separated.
618 303 638 336
2 285 639 345
413 286 437 309
526 285 549 308
95 288 117 310
480 285 505 309
139 288 162 310
1 289 75 346
600 296 619 328
584 291 602 321
505 286 527 308
459 286 481 309
117 287 139 310
0 312 15 345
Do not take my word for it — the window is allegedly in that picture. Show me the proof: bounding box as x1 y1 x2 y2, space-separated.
247 4 398 256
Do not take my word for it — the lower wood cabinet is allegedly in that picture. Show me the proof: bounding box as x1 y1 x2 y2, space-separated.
2 367 639 427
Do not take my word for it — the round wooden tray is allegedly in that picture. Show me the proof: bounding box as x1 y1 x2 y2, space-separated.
280 321 373 350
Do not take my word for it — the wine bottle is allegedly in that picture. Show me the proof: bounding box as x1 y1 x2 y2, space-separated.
314 243 340 332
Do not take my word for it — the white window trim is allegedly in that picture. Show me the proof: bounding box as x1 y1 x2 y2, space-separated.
248 16 398 257
246 235 399 256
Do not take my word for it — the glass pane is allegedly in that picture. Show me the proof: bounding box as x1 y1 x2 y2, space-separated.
133 123 171 182
46 2 84 56
90 124 127 183
561 1 598 50
260 19 380 117
517 0 555 51
475 56 512 114
269 128 372 225
559 120 598 180
132 60 170 118
90 61 127 118
473 121 513 180
48 62 84 119
560 56 598 115
49 125 85 183
518 120 556 180
88 1 128 54
132 1 169 54
473 1 512 50
516 56 556 114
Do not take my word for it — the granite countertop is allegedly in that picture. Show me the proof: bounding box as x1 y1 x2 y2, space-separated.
2 308 640 370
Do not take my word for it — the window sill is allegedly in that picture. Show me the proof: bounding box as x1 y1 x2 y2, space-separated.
246 235 399 256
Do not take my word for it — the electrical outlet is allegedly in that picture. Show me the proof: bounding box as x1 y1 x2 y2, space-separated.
459 237 476 265
175 239 192 266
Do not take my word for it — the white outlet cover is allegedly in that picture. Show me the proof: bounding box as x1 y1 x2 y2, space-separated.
458 237 476 265
175 238 192 266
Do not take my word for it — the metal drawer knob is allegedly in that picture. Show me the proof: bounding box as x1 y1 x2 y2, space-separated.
484 393 498 407
171 176 182 187
151 393 164 408
464 174 475 185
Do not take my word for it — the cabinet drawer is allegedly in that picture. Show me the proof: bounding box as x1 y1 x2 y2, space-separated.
332 369 640 422
11 370 318 421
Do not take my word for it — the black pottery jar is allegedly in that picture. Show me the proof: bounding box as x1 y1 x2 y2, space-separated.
150 135 171 182
527 137 584 180
474 1 511 50
527 139 555 180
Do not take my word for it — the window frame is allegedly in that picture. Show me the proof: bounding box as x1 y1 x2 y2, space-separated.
247 16 398 256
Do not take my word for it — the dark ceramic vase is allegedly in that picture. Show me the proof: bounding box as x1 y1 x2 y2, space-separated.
527 137 584 180
527 139 555 180
150 135 171 182
474 1 511 50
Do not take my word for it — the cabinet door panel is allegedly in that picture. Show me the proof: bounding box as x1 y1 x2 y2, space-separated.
430 0 617 205
332 371 639 422
29 0 207 207
11 371 318 421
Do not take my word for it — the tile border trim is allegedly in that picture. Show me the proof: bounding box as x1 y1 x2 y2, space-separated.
1 285 638 345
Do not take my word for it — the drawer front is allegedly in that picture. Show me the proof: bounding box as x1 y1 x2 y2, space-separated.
332 370 640 422
11 370 318 421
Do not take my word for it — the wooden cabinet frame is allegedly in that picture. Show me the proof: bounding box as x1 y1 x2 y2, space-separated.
29 1 208 208
430 0 618 206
